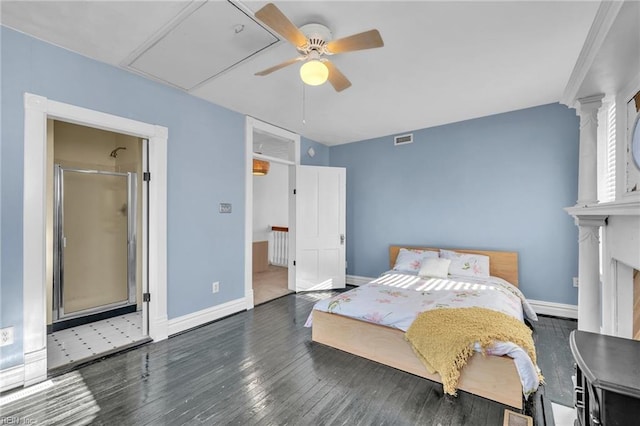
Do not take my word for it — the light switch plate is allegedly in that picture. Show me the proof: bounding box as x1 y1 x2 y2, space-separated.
219 203 232 213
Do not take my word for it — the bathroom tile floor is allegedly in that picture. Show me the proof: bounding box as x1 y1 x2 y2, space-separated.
47 311 147 370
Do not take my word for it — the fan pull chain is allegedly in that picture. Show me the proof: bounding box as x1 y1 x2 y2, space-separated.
302 83 306 125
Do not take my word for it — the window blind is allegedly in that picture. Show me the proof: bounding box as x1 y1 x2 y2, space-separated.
597 101 616 203
604 102 616 202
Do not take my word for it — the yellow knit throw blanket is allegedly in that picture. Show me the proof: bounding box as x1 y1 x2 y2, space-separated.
405 307 541 396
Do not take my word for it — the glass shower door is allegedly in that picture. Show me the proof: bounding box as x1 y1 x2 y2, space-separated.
54 165 137 320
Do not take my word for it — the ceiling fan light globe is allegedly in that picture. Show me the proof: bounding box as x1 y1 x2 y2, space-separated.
300 60 329 86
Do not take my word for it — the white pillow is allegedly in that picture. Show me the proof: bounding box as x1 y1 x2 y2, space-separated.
419 257 451 278
439 249 490 278
393 248 439 273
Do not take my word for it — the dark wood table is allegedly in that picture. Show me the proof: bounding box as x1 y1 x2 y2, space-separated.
570 330 640 425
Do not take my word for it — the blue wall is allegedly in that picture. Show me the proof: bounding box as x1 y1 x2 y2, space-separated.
329 103 579 305
1 27 246 369
0 26 580 372
301 136 330 166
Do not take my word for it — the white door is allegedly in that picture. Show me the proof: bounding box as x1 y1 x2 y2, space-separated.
289 165 346 291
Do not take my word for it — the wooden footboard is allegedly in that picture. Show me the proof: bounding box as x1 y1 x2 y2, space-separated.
312 310 523 409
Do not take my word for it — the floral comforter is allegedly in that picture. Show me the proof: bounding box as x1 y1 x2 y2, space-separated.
304 272 541 396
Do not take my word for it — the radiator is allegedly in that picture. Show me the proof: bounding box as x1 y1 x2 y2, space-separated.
269 228 289 267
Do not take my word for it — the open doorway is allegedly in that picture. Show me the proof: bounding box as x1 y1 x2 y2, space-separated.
22 93 168 388
253 159 291 305
46 121 148 371
245 118 300 308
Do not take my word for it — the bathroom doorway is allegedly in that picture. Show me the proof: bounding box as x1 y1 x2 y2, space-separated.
46 120 148 371
21 93 168 387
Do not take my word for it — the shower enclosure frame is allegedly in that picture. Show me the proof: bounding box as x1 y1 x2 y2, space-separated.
53 164 138 322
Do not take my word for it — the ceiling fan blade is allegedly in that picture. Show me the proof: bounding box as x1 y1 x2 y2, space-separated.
326 29 384 54
324 60 352 92
255 3 308 48
255 57 304 76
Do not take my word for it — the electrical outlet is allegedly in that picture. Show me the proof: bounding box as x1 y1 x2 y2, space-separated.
0 327 14 347
212 282 220 293
573 277 579 287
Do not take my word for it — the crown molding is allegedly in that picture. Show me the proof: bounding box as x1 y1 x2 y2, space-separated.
561 1 624 107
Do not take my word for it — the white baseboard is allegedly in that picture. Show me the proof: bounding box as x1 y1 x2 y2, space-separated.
245 290 255 310
0 364 25 393
23 348 47 387
528 299 578 319
150 315 169 342
346 275 375 286
168 298 246 336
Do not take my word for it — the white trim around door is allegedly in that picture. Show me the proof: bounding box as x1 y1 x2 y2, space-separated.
21 93 168 389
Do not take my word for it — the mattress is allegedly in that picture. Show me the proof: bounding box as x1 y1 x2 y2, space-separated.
305 271 541 396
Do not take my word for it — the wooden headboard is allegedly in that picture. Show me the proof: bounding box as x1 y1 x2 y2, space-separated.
389 245 519 286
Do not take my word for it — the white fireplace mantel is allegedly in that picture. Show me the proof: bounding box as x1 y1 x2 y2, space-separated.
565 200 640 218
566 200 640 337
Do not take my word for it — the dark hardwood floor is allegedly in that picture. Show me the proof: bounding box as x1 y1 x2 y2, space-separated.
1 291 576 425
531 314 578 408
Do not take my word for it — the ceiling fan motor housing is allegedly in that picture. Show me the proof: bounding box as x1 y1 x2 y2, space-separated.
298 23 333 55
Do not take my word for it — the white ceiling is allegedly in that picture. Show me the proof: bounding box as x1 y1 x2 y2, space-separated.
1 0 600 146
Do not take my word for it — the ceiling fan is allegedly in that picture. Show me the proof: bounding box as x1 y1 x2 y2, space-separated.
254 3 384 92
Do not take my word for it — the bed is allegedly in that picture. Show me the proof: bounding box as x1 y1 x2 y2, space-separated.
306 245 538 409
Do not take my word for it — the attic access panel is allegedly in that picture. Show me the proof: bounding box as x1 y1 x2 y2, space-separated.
128 1 278 91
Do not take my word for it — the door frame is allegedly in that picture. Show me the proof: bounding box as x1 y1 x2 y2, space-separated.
22 93 168 387
244 117 300 309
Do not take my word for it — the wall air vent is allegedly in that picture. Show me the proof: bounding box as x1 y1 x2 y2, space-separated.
394 133 413 146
